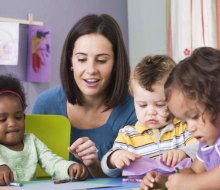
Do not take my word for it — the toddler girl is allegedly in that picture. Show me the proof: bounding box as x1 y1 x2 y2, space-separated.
0 74 87 185
141 47 220 190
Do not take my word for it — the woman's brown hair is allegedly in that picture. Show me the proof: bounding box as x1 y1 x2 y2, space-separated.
60 14 130 110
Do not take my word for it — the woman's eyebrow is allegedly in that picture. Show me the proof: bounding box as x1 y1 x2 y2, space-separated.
75 52 87 56
97 53 111 56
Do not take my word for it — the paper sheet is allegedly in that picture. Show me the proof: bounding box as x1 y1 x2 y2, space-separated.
122 156 192 176
0 22 19 65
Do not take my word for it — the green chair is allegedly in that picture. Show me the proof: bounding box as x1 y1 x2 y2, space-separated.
25 114 71 179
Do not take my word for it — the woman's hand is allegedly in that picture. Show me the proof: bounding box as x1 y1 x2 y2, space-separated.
68 137 98 166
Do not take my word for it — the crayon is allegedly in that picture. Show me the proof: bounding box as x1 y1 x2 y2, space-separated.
122 178 142 182
53 178 71 184
9 182 23 187
175 167 180 173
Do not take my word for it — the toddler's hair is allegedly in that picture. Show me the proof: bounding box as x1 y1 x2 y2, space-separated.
165 47 220 122
0 74 27 110
130 55 176 94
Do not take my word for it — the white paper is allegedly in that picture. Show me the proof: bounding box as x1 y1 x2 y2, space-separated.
0 22 19 65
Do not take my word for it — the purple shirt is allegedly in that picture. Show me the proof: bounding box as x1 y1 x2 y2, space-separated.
197 137 220 171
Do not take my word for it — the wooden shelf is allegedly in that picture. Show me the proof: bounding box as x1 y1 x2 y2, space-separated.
0 13 43 26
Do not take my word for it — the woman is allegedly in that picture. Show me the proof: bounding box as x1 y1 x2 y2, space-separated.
32 14 137 177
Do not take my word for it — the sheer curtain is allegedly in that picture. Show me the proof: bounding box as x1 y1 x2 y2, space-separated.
168 0 219 62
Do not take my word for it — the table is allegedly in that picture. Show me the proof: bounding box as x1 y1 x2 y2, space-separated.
85 178 140 189
0 178 140 190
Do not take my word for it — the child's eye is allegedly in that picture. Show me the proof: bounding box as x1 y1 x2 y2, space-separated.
15 113 25 120
0 117 6 122
139 104 147 108
192 114 199 120
156 103 166 108
15 116 24 120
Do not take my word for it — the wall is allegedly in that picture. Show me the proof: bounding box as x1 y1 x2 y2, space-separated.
0 0 129 113
127 0 167 69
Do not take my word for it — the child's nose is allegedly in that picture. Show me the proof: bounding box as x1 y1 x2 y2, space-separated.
7 118 17 127
147 106 157 115
187 121 197 132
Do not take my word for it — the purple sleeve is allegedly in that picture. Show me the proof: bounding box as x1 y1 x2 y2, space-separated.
196 143 204 162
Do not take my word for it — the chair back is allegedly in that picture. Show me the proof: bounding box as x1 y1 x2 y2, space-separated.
25 114 71 179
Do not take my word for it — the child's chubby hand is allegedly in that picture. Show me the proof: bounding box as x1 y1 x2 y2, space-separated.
68 163 88 180
109 150 142 169
161 149 187 167
0 164 14 186
140 171 167 190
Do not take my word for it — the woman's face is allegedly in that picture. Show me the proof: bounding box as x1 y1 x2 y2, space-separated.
168 88 220 146
71 33 114 99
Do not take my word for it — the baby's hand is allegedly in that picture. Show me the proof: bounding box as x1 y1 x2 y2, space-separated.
0 165 13 186
109 150 141 169
140 171 167 190
161 149 187 167
68 163 88 180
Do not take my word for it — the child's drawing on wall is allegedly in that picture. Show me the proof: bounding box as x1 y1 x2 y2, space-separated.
0 22 19 65
27 25 51 82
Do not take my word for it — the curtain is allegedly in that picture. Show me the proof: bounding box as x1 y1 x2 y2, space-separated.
168 0 218 62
